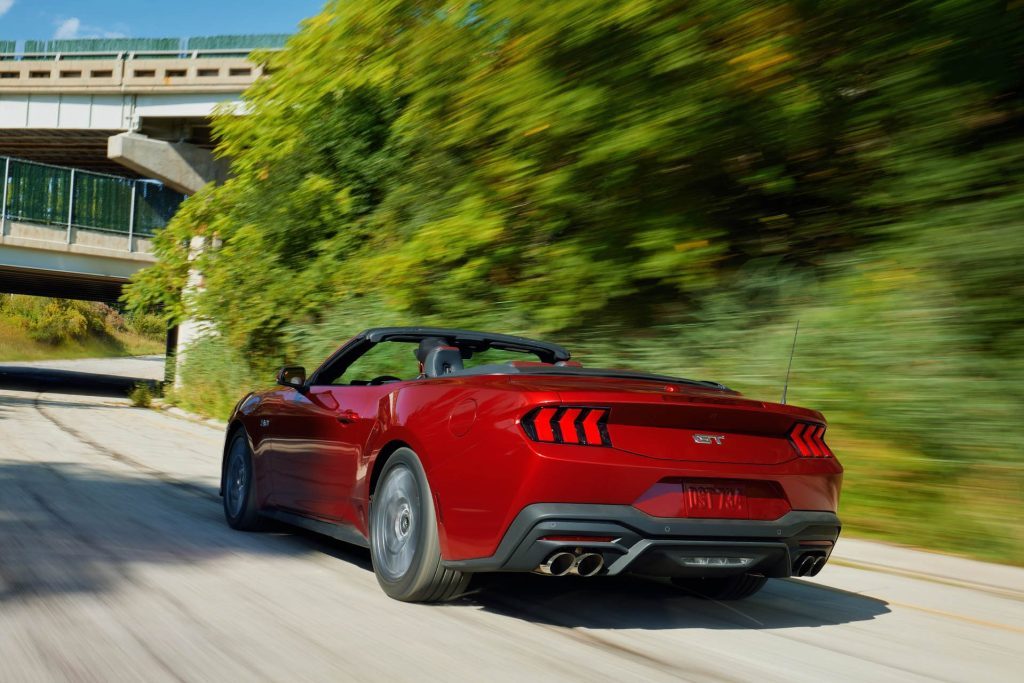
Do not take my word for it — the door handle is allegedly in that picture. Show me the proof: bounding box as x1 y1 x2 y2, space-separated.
337 409 360 424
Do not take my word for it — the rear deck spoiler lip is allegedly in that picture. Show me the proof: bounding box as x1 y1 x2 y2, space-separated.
454 363 732 392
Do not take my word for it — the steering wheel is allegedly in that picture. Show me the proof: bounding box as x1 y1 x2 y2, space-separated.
368 375 402 385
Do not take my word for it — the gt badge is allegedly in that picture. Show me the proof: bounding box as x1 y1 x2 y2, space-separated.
693 434 725 445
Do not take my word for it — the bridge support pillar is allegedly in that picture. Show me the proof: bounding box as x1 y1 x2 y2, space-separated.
107 133 228 195
171 236 212 388
164 326 178 385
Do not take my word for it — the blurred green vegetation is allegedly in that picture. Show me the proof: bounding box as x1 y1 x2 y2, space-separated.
0 295 165 360
127 0 1024 563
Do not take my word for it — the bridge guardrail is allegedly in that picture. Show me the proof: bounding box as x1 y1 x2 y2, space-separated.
0 156 184 244
0 34 288 62
0 48 284 61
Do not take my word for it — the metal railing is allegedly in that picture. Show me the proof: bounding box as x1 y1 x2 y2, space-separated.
0 35 289 62
0 48 285 62
0 156 185 241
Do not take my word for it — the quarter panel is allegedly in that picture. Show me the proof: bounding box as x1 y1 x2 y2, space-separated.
354 375 844 564
362 379 555 559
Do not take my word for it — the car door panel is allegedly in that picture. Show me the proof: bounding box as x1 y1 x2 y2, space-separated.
269 385 386 525
251 388 313 510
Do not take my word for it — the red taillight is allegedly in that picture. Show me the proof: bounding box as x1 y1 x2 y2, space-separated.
522 406 611 447
789 422 834 457
532 407 558 441
557 408 584 444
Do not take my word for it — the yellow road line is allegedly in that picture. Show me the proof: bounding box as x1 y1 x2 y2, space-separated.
788 578 1024 634
830 558 1024 602
887 600 1024 635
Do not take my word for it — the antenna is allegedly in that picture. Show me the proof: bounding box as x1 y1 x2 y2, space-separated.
781 320 800 405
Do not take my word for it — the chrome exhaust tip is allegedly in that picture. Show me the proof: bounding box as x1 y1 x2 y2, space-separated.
808 555 828 577
795 555 816 577
573 553 604 577
535 551 575 577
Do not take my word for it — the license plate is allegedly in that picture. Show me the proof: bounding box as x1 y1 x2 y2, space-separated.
684 482 748 518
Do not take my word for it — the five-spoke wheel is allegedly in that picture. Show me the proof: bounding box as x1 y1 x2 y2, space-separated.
369 448 469 602
372 465 420 581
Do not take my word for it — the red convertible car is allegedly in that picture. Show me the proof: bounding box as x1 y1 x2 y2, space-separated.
221 327 842 602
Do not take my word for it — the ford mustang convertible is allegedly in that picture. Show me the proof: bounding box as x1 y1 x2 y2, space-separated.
221 327 842 602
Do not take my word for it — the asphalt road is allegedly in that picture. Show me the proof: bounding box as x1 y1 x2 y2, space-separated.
0 357 1021 682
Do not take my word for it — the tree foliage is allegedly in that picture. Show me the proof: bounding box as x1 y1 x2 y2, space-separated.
126 1 1024 561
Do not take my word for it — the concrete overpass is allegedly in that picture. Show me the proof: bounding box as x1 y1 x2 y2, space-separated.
0 36 282 192
0 223 153 303
0 36 284 381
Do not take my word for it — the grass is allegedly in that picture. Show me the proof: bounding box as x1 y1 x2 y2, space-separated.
826 428 1024 565
129 382 156 408
0 317 164 362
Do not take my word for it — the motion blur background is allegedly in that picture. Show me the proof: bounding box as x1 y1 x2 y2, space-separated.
7 0 1021 565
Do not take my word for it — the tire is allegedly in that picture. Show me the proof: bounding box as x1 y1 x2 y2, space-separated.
369 448 470 602
671 574 768 601
223 429 263 531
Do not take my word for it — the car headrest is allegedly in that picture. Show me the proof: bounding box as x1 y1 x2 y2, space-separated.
414 337 449 363
423 345 463 377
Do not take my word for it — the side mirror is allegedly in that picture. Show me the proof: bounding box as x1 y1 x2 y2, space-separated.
276 366 307 391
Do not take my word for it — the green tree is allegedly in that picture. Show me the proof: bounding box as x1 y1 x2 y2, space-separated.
126 0 1024 562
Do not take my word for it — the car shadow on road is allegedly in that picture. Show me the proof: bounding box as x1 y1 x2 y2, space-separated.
263 528 892 631
267 522 375 571
463 571 890 630
246 529 890 632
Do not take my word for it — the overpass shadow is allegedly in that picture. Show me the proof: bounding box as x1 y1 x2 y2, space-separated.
0 365 160 397
0 459 320 604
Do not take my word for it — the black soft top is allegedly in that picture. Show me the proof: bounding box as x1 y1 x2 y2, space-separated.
359 327 727 390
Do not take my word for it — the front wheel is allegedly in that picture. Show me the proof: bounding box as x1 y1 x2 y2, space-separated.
671 574 768 600
369 448 469 602
223 429 263 530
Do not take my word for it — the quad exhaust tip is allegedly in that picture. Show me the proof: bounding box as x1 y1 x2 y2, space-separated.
795 553 827 577
572 553 604 577
535 552 604 577
536 552 575 576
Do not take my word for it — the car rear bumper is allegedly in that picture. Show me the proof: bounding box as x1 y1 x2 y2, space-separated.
443 504 840 578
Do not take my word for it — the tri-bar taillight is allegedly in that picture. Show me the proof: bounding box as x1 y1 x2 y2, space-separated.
789 422 834 458
521 406 612 447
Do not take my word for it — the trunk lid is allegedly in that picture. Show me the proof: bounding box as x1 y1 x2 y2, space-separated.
514 374 821 465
